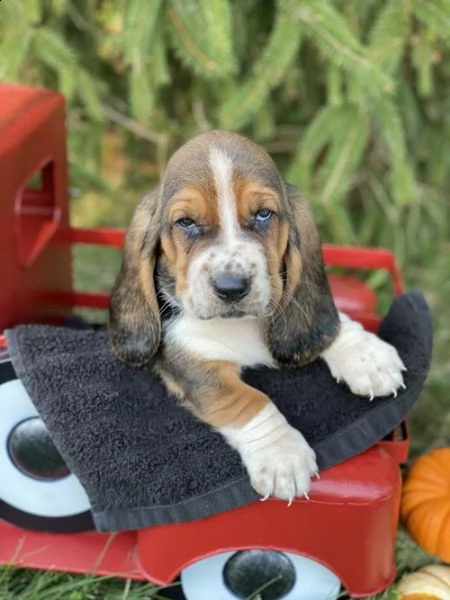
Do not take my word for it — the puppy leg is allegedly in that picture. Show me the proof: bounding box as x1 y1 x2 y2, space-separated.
321 313 406 399
221 401 318 504
158 360 317 503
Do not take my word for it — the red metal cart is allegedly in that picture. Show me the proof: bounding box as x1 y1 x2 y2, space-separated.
0 84 409 599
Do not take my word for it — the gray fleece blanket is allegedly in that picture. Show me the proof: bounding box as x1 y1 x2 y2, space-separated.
5 291 432 532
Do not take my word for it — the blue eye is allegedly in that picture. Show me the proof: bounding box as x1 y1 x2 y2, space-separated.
176 218 197 229
254 209 274 222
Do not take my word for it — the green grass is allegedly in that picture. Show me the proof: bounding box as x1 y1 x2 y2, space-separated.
0 568 176 599
1 196 449 599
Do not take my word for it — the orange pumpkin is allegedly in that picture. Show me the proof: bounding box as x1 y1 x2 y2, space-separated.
401 448 450 563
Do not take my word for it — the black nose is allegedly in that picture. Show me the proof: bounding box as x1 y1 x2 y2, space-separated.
213 275 250 301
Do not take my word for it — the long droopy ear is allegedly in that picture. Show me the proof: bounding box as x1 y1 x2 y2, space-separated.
108 188 162 365
267 183 340 366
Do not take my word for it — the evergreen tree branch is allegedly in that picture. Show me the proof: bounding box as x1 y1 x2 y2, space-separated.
413 0 450 40
297 0 393 95
102 104 167 146
219 0 302 130
167 0 236 79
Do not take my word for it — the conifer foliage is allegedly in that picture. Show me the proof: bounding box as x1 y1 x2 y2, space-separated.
0 0 448 257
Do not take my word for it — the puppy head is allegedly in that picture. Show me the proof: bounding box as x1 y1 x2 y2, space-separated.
109 130 339 365
159 130 290 320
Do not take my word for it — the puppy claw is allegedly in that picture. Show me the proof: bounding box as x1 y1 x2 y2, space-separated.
242 425 317 504
322 322 407 400
304 492 310 501
287 496 294 507
259 492 270 502
392 388 398 399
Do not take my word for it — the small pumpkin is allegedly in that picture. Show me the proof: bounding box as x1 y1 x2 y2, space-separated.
401 448 450 563
397 564 450 599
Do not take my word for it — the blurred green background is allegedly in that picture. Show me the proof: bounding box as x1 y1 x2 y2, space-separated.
1 0 449 257
0 1 449 598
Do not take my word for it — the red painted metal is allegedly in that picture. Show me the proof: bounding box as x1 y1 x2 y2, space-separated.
0 84 72 331
0 524 142 580
0 445 403 597
322 244 405 296
0 84 411 597
328 275 376 316
138 446 402 596
54 226 126 249
377 422 410 465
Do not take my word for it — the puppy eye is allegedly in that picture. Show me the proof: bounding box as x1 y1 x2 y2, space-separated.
176 217 197 229
254 209 274 222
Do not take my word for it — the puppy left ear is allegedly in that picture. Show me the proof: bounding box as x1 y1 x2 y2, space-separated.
267 183 340 365
108 189 162 366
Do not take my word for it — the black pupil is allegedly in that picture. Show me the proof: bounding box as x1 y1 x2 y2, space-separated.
179 218 194 227
257 209 271 219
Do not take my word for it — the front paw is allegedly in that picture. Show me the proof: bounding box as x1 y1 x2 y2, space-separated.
241 425 318 504
323 321 406 399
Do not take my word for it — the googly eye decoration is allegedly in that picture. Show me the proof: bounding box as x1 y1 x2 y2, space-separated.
180 549 341 600
0 358 93 533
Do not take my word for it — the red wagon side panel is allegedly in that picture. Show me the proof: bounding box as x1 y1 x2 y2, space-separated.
0 85 72 331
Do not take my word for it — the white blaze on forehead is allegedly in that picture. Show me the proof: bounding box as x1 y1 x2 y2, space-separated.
209 147 239 243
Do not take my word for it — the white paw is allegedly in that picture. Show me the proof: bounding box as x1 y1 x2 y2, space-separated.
322 315 406 400
242 425 318 503
221 404 318 504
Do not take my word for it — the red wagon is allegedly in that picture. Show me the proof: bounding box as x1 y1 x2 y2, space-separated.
0 85 409 599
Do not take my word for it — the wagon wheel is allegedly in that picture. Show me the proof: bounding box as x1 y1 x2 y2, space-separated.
179 549 341 599
0 358 94 532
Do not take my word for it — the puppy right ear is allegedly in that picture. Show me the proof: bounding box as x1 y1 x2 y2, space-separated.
108 189 162 365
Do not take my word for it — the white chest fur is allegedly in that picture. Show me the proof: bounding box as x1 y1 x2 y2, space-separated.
165 314 276 367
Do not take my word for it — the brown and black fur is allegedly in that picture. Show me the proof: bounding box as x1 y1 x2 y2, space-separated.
108 130 340 429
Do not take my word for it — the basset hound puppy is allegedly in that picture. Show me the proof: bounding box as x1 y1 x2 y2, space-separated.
108 130 406 504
